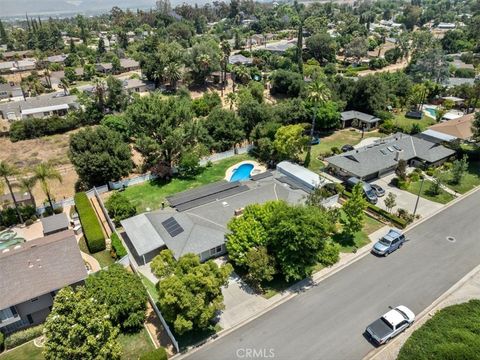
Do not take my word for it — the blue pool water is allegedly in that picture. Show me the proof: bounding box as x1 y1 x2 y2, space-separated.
230 163 254 182
425 108 437 117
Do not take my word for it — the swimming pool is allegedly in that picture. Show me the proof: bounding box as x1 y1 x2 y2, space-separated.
424 108 437 118
229 163 254 182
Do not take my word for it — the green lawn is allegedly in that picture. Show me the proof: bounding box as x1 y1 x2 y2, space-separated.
118 328 155 360
0 329 154 360
78 236 115 268
0 341 44 360
123 154 252 212
406 179 455 204
391 113 436 133
444 162 480 194
398 300 480 360
307 130 385 173
139 273 159 303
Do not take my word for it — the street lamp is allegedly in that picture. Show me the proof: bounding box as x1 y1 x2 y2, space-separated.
413 176 425 217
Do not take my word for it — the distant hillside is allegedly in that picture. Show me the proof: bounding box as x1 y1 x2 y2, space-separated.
3 0 156 17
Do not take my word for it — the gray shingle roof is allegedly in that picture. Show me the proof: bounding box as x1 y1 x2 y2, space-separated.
119 58 140 69
229 54 253 65
326 133 456 178
41 213 69 234
0 92 78 119
0 230 87 310
341 110 380 124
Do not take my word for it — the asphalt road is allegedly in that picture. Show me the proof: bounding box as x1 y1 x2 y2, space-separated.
185 189 480 360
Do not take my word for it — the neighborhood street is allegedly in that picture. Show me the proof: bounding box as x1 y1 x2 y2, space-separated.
184 189 480 360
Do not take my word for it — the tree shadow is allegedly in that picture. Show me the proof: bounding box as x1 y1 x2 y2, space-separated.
332 231 356 247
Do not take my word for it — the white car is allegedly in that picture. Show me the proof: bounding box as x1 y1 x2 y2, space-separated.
365 306 415 345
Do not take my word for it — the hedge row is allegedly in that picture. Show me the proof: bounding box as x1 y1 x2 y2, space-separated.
342 190 407 229
4 325 44 349
9 115 80 142
0 332 4 352
111 232 127 259
74 192 106 253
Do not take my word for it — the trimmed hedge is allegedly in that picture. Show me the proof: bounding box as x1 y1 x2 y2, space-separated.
343 190 407 229
139 348 168 360
9 115 79 142
74 192 106 253
0 331 4 352
111 232 127 259
4 325 44 349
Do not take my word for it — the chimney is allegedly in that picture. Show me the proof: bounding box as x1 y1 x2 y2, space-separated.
395 151 401 161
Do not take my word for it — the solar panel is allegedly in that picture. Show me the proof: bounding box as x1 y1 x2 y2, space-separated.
161 217 184 237
387 147 395 152
380 149 388 155
393 145 401 151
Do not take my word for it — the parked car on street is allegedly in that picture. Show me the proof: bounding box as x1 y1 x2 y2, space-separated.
345 177 378 204
365 306 415 345
341 144 354 152
370 184 385 197
372 229 406 256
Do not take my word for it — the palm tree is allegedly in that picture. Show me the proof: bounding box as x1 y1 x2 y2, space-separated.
220 40 231 96
198 54 211 72
18 176 37 208
43 68 51 88
164 62 181 91
59 77 70 95
0 161 23 223
306 81 331 154
33 163 62 211
233 65 250 85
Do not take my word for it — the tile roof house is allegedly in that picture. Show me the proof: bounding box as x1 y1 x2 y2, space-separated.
326 133 456 180
0 230 87 334
341 110 381 130
420 113 476 142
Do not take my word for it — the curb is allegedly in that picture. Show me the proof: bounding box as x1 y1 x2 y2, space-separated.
364 256 480 360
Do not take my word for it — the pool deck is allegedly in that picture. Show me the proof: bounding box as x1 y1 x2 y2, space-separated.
225 160 266 181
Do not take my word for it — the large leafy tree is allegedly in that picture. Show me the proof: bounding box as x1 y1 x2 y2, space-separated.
341 183 367 237
69 126 133 187
188 39 221 84
306 33 336 65
105 192 137 226
85 264 147 332
43 287 121 360
156 253 232 335
203 108 245 152
473 112 480 142
273 124 309 161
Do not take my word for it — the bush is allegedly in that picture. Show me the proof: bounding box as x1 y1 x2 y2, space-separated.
74 192 105 253
53 206 64 214
105 192 137 226
330 146 341 154
0 332 4 352
318 241 340 266
454 68 476 78
0 205 37 227
25 219 34 226
139 348 168 360
9 115 80 142
4 325 44 349
111 232 127 259
270 69 304 97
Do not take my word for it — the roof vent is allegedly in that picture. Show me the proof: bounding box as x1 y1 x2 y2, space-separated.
2 248 10 253
13 245 21 250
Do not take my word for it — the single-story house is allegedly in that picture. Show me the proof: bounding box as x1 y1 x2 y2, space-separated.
0 83 24 103
121 170 312 265
0 191 34 208
420 113 476 143
264 40 298 54
15 59 36 72
95 62 113 74
46 54 68 65
0 230 87 334
122 78 155 93
326 133 456 180
229 54 253 66
41 213 70 236
341 110 380 130
119 58 140 72
0 92 79 120
437 22 456 30
1 50 34 60
0 61 15 74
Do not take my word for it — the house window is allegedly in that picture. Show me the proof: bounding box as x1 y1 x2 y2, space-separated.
216 246 222 253
209 246 223 256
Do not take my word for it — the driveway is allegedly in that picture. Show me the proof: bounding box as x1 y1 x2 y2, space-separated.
371 173 443 219
183 189 480 360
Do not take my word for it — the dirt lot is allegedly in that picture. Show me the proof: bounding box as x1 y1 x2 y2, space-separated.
0 130 79 202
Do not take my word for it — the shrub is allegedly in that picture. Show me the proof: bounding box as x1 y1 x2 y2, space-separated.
53 206 64 214
74 192 105 253
111 233 127 259
25 219 34 226
454 68 475 78
330 146 341 154
105 192 136 226
9 115 80 142
4 325 44 349
139 348 168 360
318 241 340 266
0 332 4 352
0 205 36 227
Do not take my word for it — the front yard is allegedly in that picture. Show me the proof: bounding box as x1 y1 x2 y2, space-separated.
122 154 252 212
0 341 43 360
443 161 480 194
406 179 455 204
